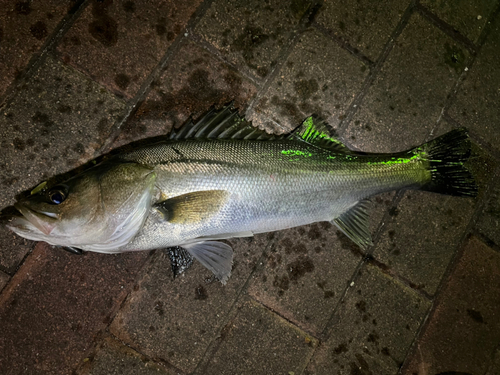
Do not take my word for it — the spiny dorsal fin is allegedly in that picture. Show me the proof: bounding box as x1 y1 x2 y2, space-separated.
154 190 229 225
169 104 276 141
332 199 373 250
289 117 351 153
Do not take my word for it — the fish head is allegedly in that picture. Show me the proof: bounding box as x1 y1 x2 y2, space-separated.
7 161 156 251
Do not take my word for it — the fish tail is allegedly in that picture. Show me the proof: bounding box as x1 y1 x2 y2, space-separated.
416 128 477 197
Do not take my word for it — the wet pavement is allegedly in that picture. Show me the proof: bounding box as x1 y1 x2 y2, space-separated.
1 1 499 374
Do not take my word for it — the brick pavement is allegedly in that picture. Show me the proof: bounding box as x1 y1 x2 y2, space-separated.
1 1 499 374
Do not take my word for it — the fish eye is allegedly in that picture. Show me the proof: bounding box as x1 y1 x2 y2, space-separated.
48 186 68 205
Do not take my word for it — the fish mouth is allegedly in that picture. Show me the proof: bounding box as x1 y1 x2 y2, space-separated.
12 202 57 235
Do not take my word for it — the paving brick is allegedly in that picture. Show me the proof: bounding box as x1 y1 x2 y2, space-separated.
486 347 500 375
466 140 500 246
0 223 34 275
77 336 175 375
251 28 368 133
0 1 73 100
448 11 500 152
466 140 499 201
202 298 317 375
194 0 312 80
247 223 361 334
374 191 475 295
305 264 431 375
110 233 271 373
58 0 202 98
343 13 469 152
0 55 126 209
477 180 500 246
315 0 411 61
112 39 257 148
420 0 498 42
0 242 150 375
0 56 125 271
402 236 500 374
0 269 9 292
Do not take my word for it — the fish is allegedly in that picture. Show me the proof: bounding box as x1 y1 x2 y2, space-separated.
5 105 477 284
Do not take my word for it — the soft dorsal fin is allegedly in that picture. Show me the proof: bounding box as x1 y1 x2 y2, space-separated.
169 105 276 141
289 117 351 153
332 199 373 250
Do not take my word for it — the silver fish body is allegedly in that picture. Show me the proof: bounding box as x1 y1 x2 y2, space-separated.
6 107 477 283
120 138 428 251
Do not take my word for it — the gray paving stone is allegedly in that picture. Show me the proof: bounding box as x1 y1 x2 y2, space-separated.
465 139 500 246
203 299 317 375
305 264 431 375
477 176 500 246
402 236 500 374
112 39 257 148
0 1 73 99
374 190 475 295
486 347 500 375
247 221 368 334
448 11 500 152
315 0 411 61
110 233 271 373
194 0 312 79
343 13 470 153
58 0 203 98
251 28 368 133
420 0 498 42
0 56 125 271
78 336 175 375
0 55 126 209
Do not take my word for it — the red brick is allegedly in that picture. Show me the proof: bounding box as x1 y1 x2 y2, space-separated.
0 269 9 292
0 242 149 375
403 236 500 374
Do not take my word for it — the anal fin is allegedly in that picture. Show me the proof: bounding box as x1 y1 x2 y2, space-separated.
332 200 373 250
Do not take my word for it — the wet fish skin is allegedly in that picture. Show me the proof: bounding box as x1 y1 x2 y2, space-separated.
6 106 477 283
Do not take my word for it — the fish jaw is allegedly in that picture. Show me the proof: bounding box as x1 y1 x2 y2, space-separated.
13 201 57 236
6 214 51 243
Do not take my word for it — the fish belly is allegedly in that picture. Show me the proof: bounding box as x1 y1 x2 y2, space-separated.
121 171 377 251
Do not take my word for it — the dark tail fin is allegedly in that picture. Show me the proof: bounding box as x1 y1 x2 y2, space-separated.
419 128 477 197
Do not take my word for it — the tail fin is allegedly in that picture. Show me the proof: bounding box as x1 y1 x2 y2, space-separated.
419 128 477 197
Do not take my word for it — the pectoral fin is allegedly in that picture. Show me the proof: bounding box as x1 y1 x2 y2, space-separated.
183 241 233 284
332 200 373 250
154 190 229 225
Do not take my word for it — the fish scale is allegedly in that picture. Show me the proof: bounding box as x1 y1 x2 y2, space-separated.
119 138 430 252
